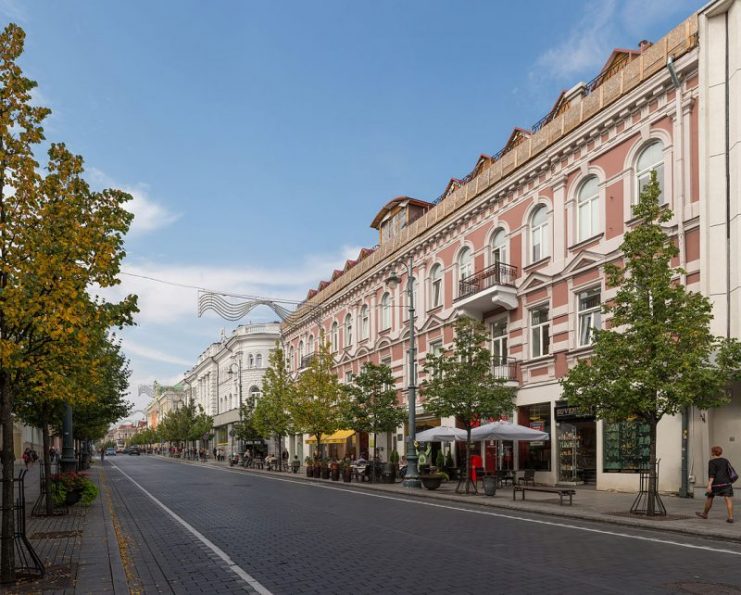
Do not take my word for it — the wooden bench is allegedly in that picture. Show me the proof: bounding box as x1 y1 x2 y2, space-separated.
513 485 576 506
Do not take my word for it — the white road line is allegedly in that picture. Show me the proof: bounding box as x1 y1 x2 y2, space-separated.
193 462 741 558
110 463 273 595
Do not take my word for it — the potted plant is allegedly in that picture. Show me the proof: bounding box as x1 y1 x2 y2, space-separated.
330 459 340 481
386 449 399 483
305 456 313 477
52 472 99 506
482 474 497 497
341 460 352 482
320 459 330 479
420 471 446 491
291 455 301 474
313 459 322 478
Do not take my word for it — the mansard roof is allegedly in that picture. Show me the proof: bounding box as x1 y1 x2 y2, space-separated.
370 196 434 230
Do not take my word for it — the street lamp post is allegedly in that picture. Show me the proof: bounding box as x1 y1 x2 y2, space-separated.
229 357 243 456
386 256 421 488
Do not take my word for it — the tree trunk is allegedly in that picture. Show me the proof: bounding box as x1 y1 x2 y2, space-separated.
647 419 658 516
0 374 15 583
42 423 52 516
465 429 472 494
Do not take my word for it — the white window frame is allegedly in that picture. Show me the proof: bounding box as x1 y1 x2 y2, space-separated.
577 176 600 242
577 287 601 347
288 345 295 371
458 247 473 281
298 341 304 363
530 305 550 358
490 229 508 266
255 354 262 368
308 334 314 354
530 206 550 263
635 140 665 205
380 293 391 330
429 264 443 309
344 314 353 348
331 321 339 352
360 305 369 340
490 318 508 365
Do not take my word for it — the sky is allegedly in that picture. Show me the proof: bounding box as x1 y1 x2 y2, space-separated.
1 0 705 420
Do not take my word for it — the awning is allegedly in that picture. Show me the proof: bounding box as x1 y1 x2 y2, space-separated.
305 430 355 444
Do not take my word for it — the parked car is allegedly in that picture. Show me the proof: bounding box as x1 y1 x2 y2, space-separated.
105 448 116 456
128 447 141 456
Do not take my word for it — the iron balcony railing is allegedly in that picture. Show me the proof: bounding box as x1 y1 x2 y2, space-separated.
492 356 518 382
300 354 315 369
457 262 518 300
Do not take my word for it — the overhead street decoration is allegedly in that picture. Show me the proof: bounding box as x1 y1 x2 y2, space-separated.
198 290 295 322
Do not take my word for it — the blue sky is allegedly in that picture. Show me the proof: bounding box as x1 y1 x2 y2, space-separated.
1 0 704 418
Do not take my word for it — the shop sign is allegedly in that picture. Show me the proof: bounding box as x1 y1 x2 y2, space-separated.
554 403 595 421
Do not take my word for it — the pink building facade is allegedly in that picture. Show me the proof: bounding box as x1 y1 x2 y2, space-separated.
282 1 741 493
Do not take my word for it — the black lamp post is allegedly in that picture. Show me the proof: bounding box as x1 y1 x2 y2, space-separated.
229 357 243 455
386 255 421 488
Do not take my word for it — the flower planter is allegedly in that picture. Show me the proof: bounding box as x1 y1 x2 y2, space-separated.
421 476 443 491
342 468 352 482
482 475 497 497
313 464 322 478
306 466 313 478
65 489 82 506
320 467 330 480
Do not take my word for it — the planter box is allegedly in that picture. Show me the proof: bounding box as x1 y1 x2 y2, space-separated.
421 476 443 491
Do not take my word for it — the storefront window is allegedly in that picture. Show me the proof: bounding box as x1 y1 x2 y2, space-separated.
517 403 551 471
603 420 650 472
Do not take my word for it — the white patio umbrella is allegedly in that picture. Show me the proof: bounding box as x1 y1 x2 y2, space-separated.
415 425 468 442
470 421 549 442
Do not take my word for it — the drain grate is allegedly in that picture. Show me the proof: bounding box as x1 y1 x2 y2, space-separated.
30 529 82 539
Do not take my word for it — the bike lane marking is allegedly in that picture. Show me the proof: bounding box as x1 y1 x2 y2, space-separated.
110 463 273 595
198 462 741 558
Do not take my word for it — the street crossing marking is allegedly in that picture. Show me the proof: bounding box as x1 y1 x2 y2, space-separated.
201 463 741 558
110 463 273 595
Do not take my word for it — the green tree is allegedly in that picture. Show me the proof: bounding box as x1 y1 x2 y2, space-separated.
232 395 263 452
422 317 516 493
252 343 293 460
342 362 405 469
290 338 346 459
561 172 741 514
0 24 137 579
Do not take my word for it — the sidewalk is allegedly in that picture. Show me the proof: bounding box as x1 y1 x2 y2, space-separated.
190 456 741 543
6 461 128 594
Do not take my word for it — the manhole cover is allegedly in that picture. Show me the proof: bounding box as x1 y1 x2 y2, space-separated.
668 583 741 594
30 530 82 539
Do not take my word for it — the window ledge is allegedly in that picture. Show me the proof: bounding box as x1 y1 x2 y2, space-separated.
523 354 554 366
569 344 595 357
524 257 551 272
568 233 604 252
427 304 443 314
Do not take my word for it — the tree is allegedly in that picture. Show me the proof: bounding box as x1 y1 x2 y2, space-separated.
343 362 405 473
232 396 263 452
561 172 741 515
0 24 137 580
252 343 293 460
290 338 346 459
422 317 516 493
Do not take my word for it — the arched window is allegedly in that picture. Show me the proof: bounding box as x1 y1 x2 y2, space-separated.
255 354 262 368
288 346 295 371
308 334 315 354
577 176 600 241
249 385 262 403
490 229 507 265
298 340 304 365
429 264 443 308
380 292 391 330
360 305 369 340
344 314 353 347
636 140 664 204
331 321 339 352
247 354 254 368
458 247 473 281
530 205 550 262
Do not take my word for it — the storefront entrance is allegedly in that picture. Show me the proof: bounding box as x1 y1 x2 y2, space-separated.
555 403 596 485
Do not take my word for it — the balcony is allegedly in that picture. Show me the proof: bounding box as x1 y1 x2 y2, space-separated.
455 262 518 317
300 353 315 369
492 356 519 383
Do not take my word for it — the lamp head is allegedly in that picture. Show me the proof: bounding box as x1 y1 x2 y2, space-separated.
385 268 401 289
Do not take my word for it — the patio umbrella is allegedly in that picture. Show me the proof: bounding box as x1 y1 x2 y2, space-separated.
470 421 549 442
415 425 468 442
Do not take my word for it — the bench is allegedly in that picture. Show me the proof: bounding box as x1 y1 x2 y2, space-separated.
513 485 576 506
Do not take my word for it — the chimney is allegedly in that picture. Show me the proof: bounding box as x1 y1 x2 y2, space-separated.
638 40 652 52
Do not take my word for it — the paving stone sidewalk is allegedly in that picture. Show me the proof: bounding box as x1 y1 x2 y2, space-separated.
188 455 741 543
4 461 129 594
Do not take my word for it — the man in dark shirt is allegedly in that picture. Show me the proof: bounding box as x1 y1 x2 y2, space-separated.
696 445 734 523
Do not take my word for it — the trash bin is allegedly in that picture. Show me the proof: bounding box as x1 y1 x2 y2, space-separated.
483 475 497 497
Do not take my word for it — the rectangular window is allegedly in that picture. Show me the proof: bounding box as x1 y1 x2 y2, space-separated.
381 357 393 390
603 420 650 473
530 306 550 358
490 319 508 365
431 276 442 308
577 288 601 347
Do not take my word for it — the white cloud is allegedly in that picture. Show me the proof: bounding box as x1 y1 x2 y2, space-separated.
533 1 618 82
121 338 192 367
87 168 180 235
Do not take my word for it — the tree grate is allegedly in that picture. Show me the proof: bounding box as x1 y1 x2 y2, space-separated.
30 529 82 539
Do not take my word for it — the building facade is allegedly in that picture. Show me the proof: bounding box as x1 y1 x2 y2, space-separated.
282 1 741 493
183 323 281 456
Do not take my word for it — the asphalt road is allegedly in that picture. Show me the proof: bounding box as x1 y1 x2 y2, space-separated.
105 456 741 595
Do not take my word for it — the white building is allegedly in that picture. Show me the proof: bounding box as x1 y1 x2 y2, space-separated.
183 323 281 455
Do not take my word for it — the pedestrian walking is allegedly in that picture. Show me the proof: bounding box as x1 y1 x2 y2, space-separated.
696 445 736 523
22 447 31 468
